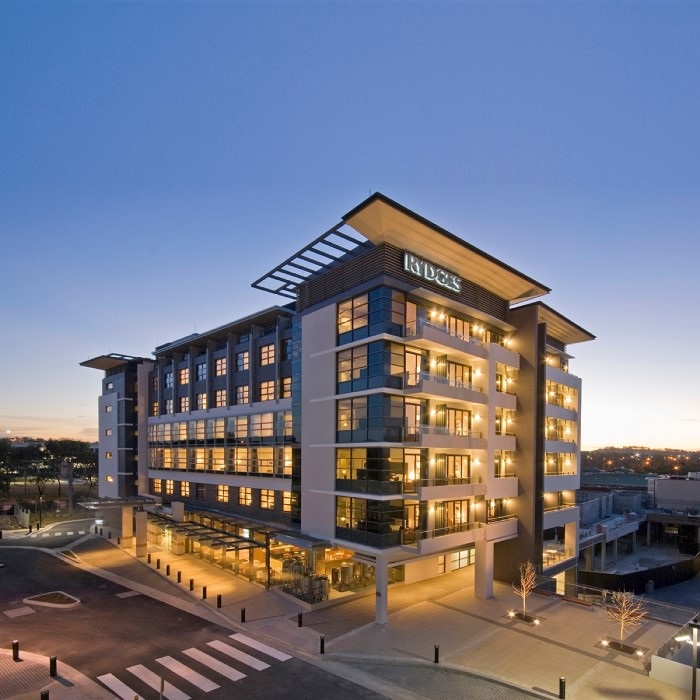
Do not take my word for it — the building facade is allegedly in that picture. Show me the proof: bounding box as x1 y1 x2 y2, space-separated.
83 193 594 622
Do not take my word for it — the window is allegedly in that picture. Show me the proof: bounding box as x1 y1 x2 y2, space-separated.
105 405 113 413
282 338 292 361
153 478 162 494
179 368 189 384
236 351 249 371
260 344 275 366
196 363 207 381
164 372 173 389
151 376 158 390
250 412 274 437
195 483 206 499
337 288 406 344
179 396 190 413
180 481 190 497
259 380 275 401
239 486 252 506
152 401 159 416
165 480 174 495
281 376 292 398
260 489 275 509
105 475 113 483
105 451 113 459
217 484 229 503
215 357 227 376
106 381 114 390
282 491 292 512
236 385 249 404
165 399 174 414
196 393 207 410
105 429 112 436
338 293 368 338
215 389 227 407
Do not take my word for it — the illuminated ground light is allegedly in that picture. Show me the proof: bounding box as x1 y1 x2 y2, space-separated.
635 650 644 657
534 619 541 625
601 639 609 647
508 611 516 618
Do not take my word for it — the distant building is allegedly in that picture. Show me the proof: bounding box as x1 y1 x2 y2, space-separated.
83 193 594 621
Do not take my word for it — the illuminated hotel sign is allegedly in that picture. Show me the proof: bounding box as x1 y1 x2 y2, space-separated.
403 252 462 293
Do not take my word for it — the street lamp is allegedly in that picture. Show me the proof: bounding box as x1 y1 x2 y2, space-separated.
38 495 43 529
691 616 700 700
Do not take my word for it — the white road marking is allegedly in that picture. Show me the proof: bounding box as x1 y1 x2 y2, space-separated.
67 531 73 535
156 655 220 692
182 648 246 681
116 590 141 599
230 633 292 661
207 640 269 670
127 664 190 700
97 673 144 700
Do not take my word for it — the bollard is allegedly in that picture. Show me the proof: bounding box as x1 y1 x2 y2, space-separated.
156 558 160 570
166 564 170 576
147 553 152 564
12 640 19 662
240 607 246 623
29 524 32 533
117 536 121 545
559 677 566 699
216 594 222 609
49 656 57 677
320 635 325 654
107 530 112 540
298 612 303 628
434 644 440 664
99 528 103 536
40 691 49 700
94 525 97 534
202 586 207 600
189 578 194 592
177 571 181 584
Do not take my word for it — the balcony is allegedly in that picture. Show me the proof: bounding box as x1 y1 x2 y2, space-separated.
543 504 579 529
418 476 486 501
407 425 486 450
405 321 488 361
545 364 581 388
487 475 518 499
542 542 576 569
543 472 579 493
545 402 578 421
485 515 518 542
492 433 516 452
334 475 486 500
404 372 486 405
489 343 520 369
402 521 485 554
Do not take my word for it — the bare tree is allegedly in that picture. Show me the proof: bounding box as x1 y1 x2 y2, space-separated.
513 561 538 613
606 590 647 641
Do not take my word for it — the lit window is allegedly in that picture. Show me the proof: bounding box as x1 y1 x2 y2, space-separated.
236 385 249 404
106 381 114 390
282 491 292 512
180 481 190 497
281 377 292 398
217 484 229 503
105 405 113 413
104 429 112 436
153 478 162 494
236 351 249 371
105 475 113 483
239 487 252 506
179 368 189 385
179 396 189 413
260 344 275 366
215 389 227 407
259 380 275 402
215 357 227 376
164 372 173 389
196 393 207 410
105 452 113 459
261 489 275 509
165 480 174 495
152 401 159 416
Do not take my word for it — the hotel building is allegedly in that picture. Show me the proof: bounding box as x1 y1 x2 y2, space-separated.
83 193 594 622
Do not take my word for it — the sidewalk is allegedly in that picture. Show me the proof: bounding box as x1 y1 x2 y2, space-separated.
2 528 696 699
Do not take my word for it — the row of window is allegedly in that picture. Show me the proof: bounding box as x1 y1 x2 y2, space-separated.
148 412 293 444
150 446 292 476
151 478 292 511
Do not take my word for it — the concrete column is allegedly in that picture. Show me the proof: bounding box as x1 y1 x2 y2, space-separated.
600 542 607 571
475 539 494 599
120 506 134 548
612 539 618 564
585 546 593 570
375 559 389 625
171 501 185 522
632 531 637 552
647 522 651 546
134 510 147 558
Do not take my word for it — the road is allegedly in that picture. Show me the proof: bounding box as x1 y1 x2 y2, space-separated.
0 546 385 699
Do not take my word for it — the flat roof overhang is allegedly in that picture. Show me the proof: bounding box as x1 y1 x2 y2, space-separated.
80 354 148 371
516 301 595 345
343 193 550 304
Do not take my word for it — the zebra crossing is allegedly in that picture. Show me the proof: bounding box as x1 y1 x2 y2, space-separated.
29 528 87 538
96 633 291 699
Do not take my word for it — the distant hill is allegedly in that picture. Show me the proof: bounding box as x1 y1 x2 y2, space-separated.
582 447 700 475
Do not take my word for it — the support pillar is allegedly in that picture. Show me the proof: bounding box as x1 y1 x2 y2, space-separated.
171 501 185 522
120 506 134 548
374 558 389 625
631 531 637 552
612 539 618 564
600 541 607 571
474 539 494 599
584 546 593 571
134 510 147 558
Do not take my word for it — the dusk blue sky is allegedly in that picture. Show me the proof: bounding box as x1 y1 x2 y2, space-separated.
1 2 698 449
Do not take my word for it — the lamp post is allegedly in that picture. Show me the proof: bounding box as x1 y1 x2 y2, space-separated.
38 495 43 529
